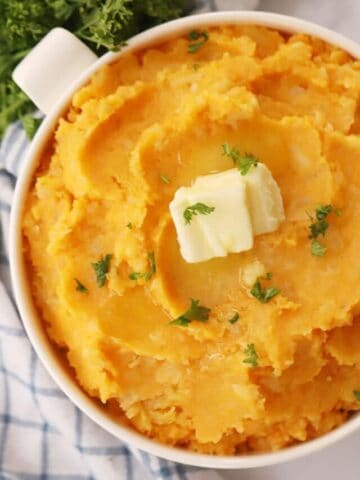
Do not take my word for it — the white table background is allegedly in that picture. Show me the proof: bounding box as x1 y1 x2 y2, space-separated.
221 0 360 479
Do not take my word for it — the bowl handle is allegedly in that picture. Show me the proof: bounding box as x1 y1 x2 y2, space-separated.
12 28 98 115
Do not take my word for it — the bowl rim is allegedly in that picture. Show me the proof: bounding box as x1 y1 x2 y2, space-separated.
9 10 360 470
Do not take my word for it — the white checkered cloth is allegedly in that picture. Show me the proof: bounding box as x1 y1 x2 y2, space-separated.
0 1 259 479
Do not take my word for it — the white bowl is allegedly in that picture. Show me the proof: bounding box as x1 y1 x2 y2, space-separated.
9 11 360 469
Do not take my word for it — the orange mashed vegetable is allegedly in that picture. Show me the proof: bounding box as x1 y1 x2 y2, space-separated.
23 26 360 454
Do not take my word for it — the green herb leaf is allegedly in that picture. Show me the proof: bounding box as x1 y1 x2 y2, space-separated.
128 271 143 280
129 251 156 281
169 298 211 327
183 202 215 225
126 222 133 229
92 254 112 287
21 114 42 139
144 251 156 281
169 316 191 327
193 63 201 70
311 240 327 257
187 30 209 54
0 0 186 139
160 174 170 184
243 343 258 367
250 278 280 304
353 390 360 401
229 312 240 324
221 143 258 175
308 204 338 256
75 278 88 294
315 205 333 221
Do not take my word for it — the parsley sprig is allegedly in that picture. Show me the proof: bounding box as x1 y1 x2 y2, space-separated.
92 254 112 287
243 343 258 367
169 298 211 326
129 251 156 281
308 204 339 257
222 143 258 175
250 274 280 303
183 202 215 225
187 30 209 54
160 174 170 184
353 390 360 401
229 312 240 324
75 278 88 294
0 0 186 139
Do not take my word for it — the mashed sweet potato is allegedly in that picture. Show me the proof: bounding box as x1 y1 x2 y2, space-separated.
23 25 360 454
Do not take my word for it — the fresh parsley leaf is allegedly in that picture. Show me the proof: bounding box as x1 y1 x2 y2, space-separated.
128 271 143 280
75 278 88 294
308 204 337 256
311 240 327 257
250 278 280 303
229 312 240 324
315 205 333 221
144 251 156 281
169 298 211 326
243 343 258 367
126 222 133 229
353 390 360 401
187 30 209 54
193 63 201 70
264 272 272 280
183 202 215 225
21 114 42 139
169 316 191 327
309 219 329 239
308 205 335 239
92 254 112 287
221 143 258 175
0 0 186 139
160 174 170 184
129 251 156 281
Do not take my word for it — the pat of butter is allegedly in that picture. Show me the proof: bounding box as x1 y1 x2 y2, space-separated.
169 165 285 263
244 163 285 235
169 170 253 263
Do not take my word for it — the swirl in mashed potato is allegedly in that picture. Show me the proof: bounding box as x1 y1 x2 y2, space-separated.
23 25 360 454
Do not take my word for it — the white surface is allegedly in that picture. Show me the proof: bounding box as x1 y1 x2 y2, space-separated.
12 28 97 114
222 428 360 480
258 0 360 42
222 1 360 478
9 8 360 474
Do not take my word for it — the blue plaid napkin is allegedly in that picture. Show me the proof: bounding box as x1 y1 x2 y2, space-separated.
0 0 261 478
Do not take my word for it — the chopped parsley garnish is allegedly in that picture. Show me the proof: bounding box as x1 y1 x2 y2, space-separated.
183 202 215 225
187 30 209 54
193 63 201 70
229 312 240 324
126 222 133 229
128 251 156 281
250 276 280 304
144 251 156 281
91 254 112 288
243 343 258 367
169 298 211 327
308 204 338 257
75 278 88 294
311 240 327 257
128 271 143 280
21 115 42 139
221 143 258 175
160 174 170 184
353 390 360 401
